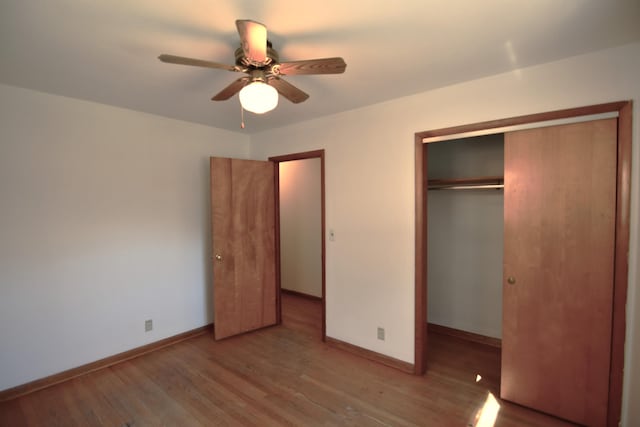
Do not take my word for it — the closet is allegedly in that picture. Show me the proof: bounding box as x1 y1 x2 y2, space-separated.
427 134 504 341
416 102 632 427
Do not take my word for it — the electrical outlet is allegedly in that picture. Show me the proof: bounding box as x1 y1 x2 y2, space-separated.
377 327 385 341
145 319 153 332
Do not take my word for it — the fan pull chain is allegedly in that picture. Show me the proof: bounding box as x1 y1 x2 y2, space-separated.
240 103 245 129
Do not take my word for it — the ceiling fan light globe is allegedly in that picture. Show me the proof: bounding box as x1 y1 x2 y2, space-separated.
239 82 278 114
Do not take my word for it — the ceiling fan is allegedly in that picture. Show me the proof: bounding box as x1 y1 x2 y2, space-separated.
158 19 347 114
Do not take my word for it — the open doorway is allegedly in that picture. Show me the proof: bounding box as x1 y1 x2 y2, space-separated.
270 150 326 340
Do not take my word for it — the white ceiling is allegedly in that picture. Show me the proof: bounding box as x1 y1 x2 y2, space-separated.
2 0 640 134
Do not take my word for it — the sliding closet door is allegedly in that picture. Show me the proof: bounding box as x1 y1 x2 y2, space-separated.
501 119 617 426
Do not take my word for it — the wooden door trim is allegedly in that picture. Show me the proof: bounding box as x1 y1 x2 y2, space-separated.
414 101 632 426
272 161 282 325
269 150 327 341
609 101 632 427
418 101 628 139
414 135 427 375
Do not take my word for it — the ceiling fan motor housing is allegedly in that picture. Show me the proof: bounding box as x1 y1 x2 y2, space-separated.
235 40 279 69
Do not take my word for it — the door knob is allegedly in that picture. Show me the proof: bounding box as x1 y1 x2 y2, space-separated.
507 276 516 285
215 254 222 261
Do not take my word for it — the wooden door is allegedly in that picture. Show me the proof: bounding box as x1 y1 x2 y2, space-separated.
210 157 277 340
501 119 617 426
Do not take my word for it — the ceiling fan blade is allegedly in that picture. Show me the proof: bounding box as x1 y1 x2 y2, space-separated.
212 78 249 101
158 54 239 72
236 20 267 64
276 57 346 76
268 77 309 104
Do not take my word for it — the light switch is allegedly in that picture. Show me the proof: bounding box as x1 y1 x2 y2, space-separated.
329 229 335 241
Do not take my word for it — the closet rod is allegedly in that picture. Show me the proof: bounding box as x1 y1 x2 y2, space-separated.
428 184 504 190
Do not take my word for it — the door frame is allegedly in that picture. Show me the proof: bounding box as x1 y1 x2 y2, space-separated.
414 101 632 426
269 150 327 341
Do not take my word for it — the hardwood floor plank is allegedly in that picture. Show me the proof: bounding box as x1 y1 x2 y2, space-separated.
23 384 79 427
164 346 293 426
0 293 577 426
0 399 25 426
62 375 124 426
163 348 265 425
97 362 167 426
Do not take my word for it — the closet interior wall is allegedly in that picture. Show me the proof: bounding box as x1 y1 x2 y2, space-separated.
426 134 504 339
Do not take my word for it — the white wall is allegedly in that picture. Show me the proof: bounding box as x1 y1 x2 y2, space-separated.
279 159 322 297
0 84 250 391
427 135 504 338
249 41 640 426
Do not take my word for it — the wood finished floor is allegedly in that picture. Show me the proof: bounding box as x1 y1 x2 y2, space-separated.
0 294 576 426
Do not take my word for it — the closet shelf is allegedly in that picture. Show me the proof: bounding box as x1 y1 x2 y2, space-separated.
428 175 504 190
